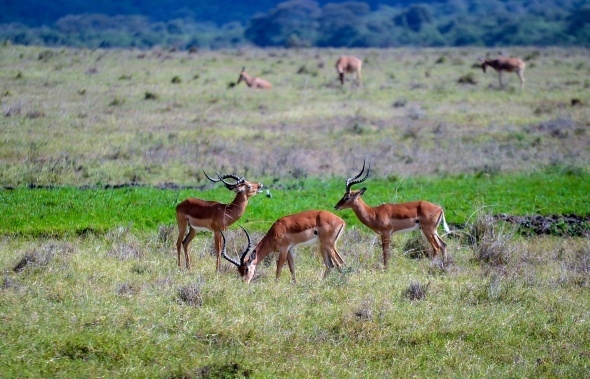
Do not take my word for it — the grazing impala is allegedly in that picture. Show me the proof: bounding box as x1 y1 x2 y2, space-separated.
175 171 263 271
236 67 272 89
479 56 526 89
335 55 363 85
222 210 346 283
334 161 451 268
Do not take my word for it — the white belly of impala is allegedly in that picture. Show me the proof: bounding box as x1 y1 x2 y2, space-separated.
292 235 319 249
392 224 421 235
189 225 211 233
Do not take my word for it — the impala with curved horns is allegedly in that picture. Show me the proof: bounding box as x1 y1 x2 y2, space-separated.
175 171 263 271
479 56 526 89
236 67 272 89
222 210 346 283
334 161 451 268
335 55 363 86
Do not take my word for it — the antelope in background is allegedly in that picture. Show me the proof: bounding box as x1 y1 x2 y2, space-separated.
335 55 362 86
222 210 346 283
175 171 263 271
236 67 272 89
334 161 451 269
479 56 526 89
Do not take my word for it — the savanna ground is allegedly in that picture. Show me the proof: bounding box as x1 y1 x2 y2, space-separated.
0 45 589 378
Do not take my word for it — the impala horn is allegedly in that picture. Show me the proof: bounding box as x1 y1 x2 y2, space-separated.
345 160 370 193
216 173 245 189
220 226 252 267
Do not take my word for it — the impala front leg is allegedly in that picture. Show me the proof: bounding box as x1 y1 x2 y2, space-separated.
276 249 289 281
381 233 392 269
214 230 223 272
287 250 297 283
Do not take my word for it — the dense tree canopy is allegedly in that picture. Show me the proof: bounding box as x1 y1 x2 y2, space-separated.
1 0 588 48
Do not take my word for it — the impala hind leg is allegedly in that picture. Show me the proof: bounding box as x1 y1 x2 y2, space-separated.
517 69 525 89
424 231 447 266
434 233 448 264
180 227 196 269
176 214 196 269
320 247 335 278
176 219 188 268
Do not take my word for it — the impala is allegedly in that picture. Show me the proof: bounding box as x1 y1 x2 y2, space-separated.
175 171 263 271
222 210 346 283
334 161 451 268
335 55 363 85
236 67 272 89
479 56 526 89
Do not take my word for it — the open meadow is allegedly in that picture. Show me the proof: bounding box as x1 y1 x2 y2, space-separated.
1 45 590 378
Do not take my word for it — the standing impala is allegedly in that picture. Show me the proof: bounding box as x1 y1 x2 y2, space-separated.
334 161 451 268
221 210 346 283
479 56 526 89
236 67 272 89
335 55 363 86
175 171 263 271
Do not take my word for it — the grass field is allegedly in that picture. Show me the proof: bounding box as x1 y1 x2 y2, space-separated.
1 45 589 378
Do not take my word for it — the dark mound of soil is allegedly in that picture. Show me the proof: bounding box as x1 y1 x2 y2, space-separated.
495 214 590 237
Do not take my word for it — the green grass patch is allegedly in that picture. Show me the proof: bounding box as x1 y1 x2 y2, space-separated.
1 169 588 237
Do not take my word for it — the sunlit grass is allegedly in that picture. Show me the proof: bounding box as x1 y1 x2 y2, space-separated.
1 45 589 186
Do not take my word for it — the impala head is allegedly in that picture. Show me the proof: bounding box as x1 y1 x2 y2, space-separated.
221 226 257 282
334 160 370 210
203 170 263 197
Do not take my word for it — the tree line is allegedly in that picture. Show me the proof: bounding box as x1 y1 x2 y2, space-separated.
1 0 589 49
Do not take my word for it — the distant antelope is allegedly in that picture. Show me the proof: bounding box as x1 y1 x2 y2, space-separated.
479 57 526 89
236 67 272 89
335 55 362 86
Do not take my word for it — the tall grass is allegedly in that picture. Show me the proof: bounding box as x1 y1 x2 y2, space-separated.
1 227 589 377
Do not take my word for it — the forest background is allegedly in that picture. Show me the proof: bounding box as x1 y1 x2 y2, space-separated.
1 0 590 49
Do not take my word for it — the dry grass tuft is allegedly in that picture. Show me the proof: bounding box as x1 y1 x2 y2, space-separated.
402 280 430 301
558 239 590 287
463 209 516 267
106 225 143 260
403 233 431 260
13 242 74 272
177 278 205 307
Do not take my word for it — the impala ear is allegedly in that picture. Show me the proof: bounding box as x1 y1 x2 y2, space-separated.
359 187 367 195
249 251 256 262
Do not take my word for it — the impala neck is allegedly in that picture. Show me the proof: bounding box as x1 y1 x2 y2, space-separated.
250 235 274 265
224 191 250 224
242 73 255 87
349 196 378 229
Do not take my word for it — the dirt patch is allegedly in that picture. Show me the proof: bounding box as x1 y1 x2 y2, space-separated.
495 214 590 237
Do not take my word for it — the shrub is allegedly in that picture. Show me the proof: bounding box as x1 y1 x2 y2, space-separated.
402 280 430 301
402 233 430 259
463 209 516 266
177 277 205 307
